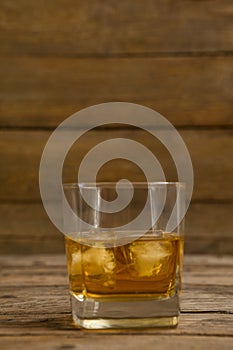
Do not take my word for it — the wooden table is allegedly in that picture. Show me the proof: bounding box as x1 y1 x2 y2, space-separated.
0 254 232 350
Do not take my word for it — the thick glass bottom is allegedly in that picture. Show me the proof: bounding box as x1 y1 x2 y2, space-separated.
70 292 179 329
73 316 178 329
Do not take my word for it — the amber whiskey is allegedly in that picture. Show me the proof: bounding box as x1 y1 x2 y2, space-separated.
66 232 183 300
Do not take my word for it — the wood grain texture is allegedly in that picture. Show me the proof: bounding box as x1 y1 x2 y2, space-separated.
0 336 232 350
0 129 232 201
185 203 233 255
0 0 233 55
0 254 232 349
1 314 233 336
0 203 232 254
0 57 232 127
0 0 232 258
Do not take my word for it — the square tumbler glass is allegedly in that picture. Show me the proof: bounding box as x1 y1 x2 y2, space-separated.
63 182 185 329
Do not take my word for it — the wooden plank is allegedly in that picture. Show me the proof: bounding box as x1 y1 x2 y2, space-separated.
0 203 232 254
0 57 232 127
0 235 64 255
0 255 232 343
0 0 232 55
0 314 233 337
0 255 232 348
0 203 65 254
0 254 67 267
185 203 233 254
0 129 232 201
0 335 232 350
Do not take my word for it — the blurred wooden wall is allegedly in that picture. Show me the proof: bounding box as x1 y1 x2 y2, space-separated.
0 0 232 254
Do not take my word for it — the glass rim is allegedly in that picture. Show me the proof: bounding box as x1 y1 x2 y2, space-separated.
62 181 186 189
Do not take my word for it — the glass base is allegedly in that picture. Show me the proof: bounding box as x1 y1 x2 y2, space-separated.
73 316 178 329
70 292 179 329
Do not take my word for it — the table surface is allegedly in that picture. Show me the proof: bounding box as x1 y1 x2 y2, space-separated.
0 254 232 350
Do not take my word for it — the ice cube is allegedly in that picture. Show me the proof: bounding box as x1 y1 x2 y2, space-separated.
83 247 116 287
129 241 173 277
71 251 82 275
